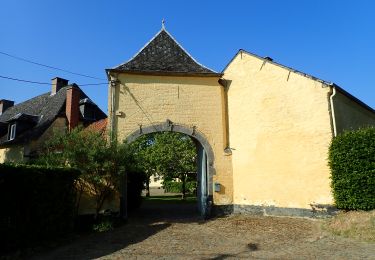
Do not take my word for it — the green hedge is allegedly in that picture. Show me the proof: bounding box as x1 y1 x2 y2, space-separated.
163 180 197 194
0 164 80 253
328 127 375 210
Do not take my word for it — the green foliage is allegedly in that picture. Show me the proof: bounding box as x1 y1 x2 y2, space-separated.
328 127 375 210
93 219 114 232
163 180 197 194
35 127 137 215
129 132 197 199
0 163 79 253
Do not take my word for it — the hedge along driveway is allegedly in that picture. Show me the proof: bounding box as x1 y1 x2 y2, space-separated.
329 127 375 210
0 164 80 254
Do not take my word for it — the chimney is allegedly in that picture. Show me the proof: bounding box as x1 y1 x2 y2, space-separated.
0 99 14 115
51 77 69 95
66 84 80 131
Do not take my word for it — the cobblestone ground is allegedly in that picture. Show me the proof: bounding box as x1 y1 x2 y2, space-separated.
35 202 375 260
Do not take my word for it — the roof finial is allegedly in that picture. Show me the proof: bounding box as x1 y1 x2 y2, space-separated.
162 18 166 30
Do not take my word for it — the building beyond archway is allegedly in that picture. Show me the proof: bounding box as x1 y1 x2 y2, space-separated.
126 123 215 216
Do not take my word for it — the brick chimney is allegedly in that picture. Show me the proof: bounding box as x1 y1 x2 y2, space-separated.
66 84 80 131
0 99 14 115
51 77 69 95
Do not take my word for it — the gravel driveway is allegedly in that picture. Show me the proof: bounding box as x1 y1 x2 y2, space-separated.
35 201 375 260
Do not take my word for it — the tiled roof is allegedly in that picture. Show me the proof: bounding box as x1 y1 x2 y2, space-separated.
86 118 107 134
111 29 221 76
0 86 107 145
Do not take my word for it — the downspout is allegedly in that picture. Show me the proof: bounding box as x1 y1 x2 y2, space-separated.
106 70 118 142
218 78 232 155
329 85 337 137
107 71 127 219
111 79 116 140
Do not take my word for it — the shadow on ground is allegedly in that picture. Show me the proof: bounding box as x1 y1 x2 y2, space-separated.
31 199 202 260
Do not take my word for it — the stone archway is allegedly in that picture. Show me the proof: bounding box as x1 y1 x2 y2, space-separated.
124 120 215 218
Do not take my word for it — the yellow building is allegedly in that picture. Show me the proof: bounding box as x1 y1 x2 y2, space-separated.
107 27 375 217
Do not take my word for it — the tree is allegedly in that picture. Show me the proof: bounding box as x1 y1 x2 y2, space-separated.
131 132 197 199
35 127 132 217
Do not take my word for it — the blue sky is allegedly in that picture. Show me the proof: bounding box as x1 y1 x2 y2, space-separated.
1 1 374 113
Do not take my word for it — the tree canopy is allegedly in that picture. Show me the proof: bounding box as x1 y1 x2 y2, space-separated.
35 127 134 216
130 132 197 199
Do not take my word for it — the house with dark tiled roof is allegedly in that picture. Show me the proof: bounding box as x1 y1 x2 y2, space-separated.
106 25 375 217
0 77 107 162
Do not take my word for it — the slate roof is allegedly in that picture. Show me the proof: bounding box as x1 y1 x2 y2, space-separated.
109 29 221 76
0 86 107 146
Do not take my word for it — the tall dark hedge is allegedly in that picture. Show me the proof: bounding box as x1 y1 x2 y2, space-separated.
0 164 80 253
328 127 375 210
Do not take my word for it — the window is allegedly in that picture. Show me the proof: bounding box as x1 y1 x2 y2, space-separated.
8 123 16 141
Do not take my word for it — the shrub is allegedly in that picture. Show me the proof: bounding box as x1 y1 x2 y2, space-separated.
328 127 375 210
93 219 114 233
0 163 80 253
163 180 197 194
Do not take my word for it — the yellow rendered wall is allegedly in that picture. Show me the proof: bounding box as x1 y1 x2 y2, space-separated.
224 52 334 209
333 90 375 134
0 146 24 163
29 117 68 153
109 74 233 205
0 118 67 163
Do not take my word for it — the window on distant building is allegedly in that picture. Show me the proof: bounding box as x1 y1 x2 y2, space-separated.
8 123 16 141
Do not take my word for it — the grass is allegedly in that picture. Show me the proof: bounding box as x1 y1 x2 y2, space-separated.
324 210 375 242
143 194 197 204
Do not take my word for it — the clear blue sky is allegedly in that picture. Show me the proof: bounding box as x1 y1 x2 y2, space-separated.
1 1 374 113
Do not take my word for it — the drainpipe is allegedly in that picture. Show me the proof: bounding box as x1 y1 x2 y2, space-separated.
107 72 127 219
107 73 119 142
111 79 116 140
218 78 232 155
329 85 337 137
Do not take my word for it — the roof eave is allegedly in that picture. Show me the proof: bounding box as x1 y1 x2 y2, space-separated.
106 69 223 78
330 83 375 114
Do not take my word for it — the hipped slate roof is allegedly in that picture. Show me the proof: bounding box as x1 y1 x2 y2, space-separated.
109 29 221 76
0 86 107 145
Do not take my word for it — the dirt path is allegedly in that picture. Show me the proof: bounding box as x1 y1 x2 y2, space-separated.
35 202 375 260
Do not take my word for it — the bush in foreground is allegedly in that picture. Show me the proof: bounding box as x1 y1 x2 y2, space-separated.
328 127 375 210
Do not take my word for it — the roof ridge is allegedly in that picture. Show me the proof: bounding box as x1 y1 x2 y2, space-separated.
112 28 166 70
223 49 333 86
162 29 218 73
111 28 219 75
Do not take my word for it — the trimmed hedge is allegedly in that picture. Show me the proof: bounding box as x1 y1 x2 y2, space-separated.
163 180 197 194
0 164 80 253
328 127 375 210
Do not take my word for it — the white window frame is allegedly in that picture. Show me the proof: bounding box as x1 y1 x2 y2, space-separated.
9 123 16 141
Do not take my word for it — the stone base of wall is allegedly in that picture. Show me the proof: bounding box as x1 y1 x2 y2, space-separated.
213 204 338 218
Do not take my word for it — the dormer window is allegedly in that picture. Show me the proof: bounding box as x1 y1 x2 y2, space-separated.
8 123 16 141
